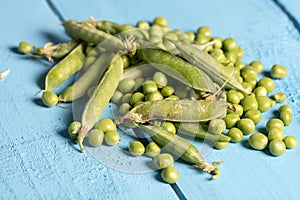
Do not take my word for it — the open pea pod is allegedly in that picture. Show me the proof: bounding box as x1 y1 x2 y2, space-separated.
121 99 227 123
169 40 250 94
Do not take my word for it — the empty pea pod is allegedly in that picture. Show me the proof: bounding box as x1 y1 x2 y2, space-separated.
44 43 85 91
120 99 227 123
59 51 116 102
77 56 123 152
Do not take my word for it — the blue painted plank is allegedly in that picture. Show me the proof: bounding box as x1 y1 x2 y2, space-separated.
277 0 300 32
0 0 178 199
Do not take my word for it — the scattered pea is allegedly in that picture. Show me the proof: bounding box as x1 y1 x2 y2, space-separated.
68 121 81 139
249 60 264 73
268 128 284 141
145 142 161 158
241 82 253 94
88 129 104 147
283 136 297 149
273 92 286 103
161 86 175 97
143 80 158 94
119 78 135 93
153 153 174 169
249 133 268 150
256 96 272 112
153 16 168 26
266 118 284 132
226 90 240 104
227 104 243 116
240 94 258 112
111 90 123 104
241 67 258 81
42 91 58 107
253 86 268 97
222 37 238 52
128 141 145 156
257 78 274 93
162 122 177 134
270 64 287 79
130 92 145 106
95 118 116 132
153 72 168 88
18 41 32 54
244 109 262 124
269 139 286 156
227 127 243 143
237 118 255 135
104 131 120 146
208 119 226 134
121 55 130 69
279 105 292 113
214 141 229 149
136 21 150 29
225 113 240 128
211 37 223 49
119 103 132 116
146 91 164 101
161 166 179 184
121 93 133 103
197 26 212 39
280 110 292 126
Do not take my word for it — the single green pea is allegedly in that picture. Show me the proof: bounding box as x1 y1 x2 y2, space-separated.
253 86 268 97
225 113 240 129
146 91 164 101
118 78 135 93
244 109 262 124
121 93 133 104
68 121 81 139
249 60 264 73
236 46 244 59
130 92 145 106
143 80 158 94
256 96 272 112
227 90 240 104
225 51 237 63
128 141 145 156
237 75 243 83
153 153 174 169
121 55 130 69
195 34 210 45
153 72 168 88
234 61 246 70
222 37 238 52
228 127 243 143
244 79 257 89
134 77 145 91
227 104 244 116
165 95 179 101
237 118 255 135
268 128 284 141
214 141 229 149
241 66 258 81
161 166 179 184
197 26 212 39
119 103 132 116
95 118 116 132
235 91 244 101
136 21 150 29
270 64 287 79
257 78 274 94
280 110 292 126
18 41 32 54
88 129 104 147
273 92 286 103
162 122 176 134
241 82 253 94
208 119 226 134
240 94 258 112
283 136 297 149
210 37 223 49
145 142 161 158
111 90 123 104
279 105 292 113
161 86 175 97
42 91 58 107
249 132 268 150
209 48 226 63
185 31 195 41
266 118 284 132
104 131 120 146
269 139 286 156
153 16 168 26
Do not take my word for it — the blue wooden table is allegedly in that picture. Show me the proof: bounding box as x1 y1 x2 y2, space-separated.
1 0 300 199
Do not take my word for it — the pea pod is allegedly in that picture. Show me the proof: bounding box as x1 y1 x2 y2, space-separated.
169 40 249 94
121 100 227 123
78 56 123 152
59 51 116 102
138 125 221 175
44 43 85 91
137 47 217 93
50 40 80 59
175 122 231 142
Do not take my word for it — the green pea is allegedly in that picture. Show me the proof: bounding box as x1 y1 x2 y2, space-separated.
146 91 164 101
211 37 223 49
88 129 104 147
145 142 161 158
136 21 150 29
225 113 240 128
253 86 268 97
266 118 284 132
225 51 237 63
208 119 226 134
153 72 168 88
161 86 175 97
161 166 179 184
283 136 297 149
153 16 168 26
209 49 226 63
118 78 135 93
268 128 284 141
222 37 238 52
241 82 253 94
249 132 268 150
185 32 195 41
153 153 174 169
273 92 286 103
227 104 243 116
237 75 243 84
240 94 258 112
244 109 262 124
227 90 240 104
134 77 145 91
121 93 133 104
269 139 286 156
234 61 246 70
143 80 158 94
104 131 120 146
257 78 274 94
236 46 244 59
128 141 145 156
162 122 176 134
214 141 229 149
237 118 255 135
249 60 264 73
95 118 116 132
279 105 292 113
228 127 243 143
68 121 81 139
18 41 32 54
280 110 292 126
110 90 123 104
244 79 257 89
241 67 258 81
42 91 58 107
196 34 210 45
119 103 132 116
165 95 179 101
130 92 145 106
270 64 287 79
197 26 212 39
256 96 272 112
